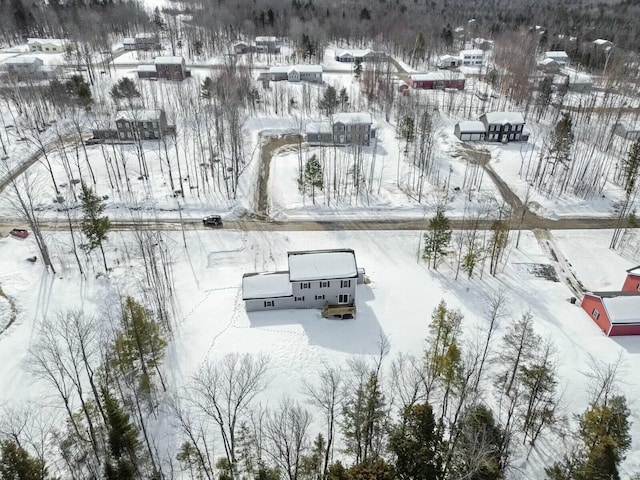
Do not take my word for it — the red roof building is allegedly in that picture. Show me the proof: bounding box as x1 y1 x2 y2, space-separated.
622 265 640 293
581 291 640 336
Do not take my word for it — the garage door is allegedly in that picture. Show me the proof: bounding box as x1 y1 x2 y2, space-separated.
461 133 471 141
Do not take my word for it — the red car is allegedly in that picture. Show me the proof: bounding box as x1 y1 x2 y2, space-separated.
9 228 29 239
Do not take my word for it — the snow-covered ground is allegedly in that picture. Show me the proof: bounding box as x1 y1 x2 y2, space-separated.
0 227 639 477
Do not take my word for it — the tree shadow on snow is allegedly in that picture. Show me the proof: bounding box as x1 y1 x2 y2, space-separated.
246 284 384 354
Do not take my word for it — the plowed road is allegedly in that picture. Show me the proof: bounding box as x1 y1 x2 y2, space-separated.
0 216 627 235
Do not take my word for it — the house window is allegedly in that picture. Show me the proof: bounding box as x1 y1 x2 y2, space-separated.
338 294 349 303
315 295 325 300
295 296 305 302
300 282 311 289
341 280 351 288
320 281 330 288
264 300 274 307
509 134 514 140
592 308 600 319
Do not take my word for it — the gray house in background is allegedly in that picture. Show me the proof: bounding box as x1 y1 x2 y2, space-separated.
243 249 364 318
305 113 375 146
332 112 374 146
305 122 333 145
116 109 168 140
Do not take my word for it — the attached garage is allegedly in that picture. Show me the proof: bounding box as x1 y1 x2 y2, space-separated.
581 291 640 336
454 121 486 141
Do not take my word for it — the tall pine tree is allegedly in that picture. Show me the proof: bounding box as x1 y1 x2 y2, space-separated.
423 203 452 269
80 182 111 271
102 388 142 480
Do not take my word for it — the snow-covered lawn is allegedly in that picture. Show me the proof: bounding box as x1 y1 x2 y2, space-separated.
0 227 639 477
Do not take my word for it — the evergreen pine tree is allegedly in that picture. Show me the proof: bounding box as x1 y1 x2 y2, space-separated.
388 403 443 480
339 87 349 109
298 154 324 203
353 59 363 79
102 387 141 480
112 296 167 396
80 181 111 271
201 76 215 100
622 139 640 196
110 77 141 105
548 112 574 175
319 86 339 116
423 203 452 269
0 440 47 480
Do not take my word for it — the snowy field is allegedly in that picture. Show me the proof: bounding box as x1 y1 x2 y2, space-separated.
0 228 639 477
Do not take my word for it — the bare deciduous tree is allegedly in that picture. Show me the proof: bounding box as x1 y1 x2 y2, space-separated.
189 353 270 478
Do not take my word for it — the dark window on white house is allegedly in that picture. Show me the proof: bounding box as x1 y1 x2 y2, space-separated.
295 296 305 302
300 282 311 289
320 281 330 288
592 308 600 319
338 294 349 303
341 280 351 288
264 300 274 307
315 295 325 300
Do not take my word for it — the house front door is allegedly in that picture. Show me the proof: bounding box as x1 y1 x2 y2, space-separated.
338 294 349 304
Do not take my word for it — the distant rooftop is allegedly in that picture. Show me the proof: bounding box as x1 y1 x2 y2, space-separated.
410 72 466 81
27 38 67 46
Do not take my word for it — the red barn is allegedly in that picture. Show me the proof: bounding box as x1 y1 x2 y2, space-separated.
407 72 466 90
622 265 640 293
581 291 640 336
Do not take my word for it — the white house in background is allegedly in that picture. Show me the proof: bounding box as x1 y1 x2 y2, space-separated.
269 65 323 83
242 249 365 318
613 122 640 141
454 121 486 141
459 49 484 66
27 38 69 53
544 51 569 67
438 54 461 69
334 49 384 63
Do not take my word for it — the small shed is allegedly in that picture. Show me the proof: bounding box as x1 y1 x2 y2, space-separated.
454 121 486 141
622 266 640 293
581 291 640 336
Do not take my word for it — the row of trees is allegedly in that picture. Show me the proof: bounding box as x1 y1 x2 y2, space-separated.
1 296 635 480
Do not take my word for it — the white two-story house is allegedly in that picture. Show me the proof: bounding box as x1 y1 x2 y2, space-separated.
242 249 363 317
